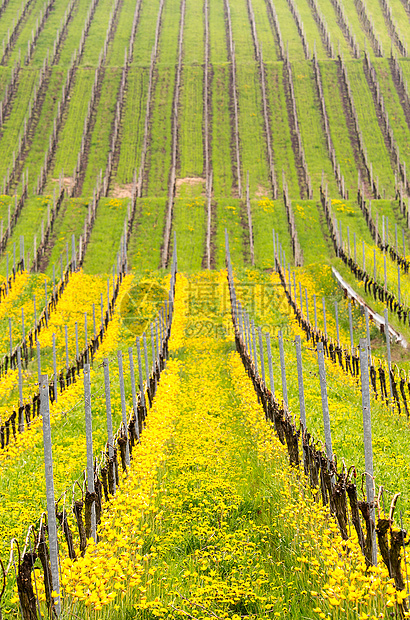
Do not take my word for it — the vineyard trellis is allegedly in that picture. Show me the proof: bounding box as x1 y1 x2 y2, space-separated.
283 52 312 199
245 0 278 199
160 0 185 269
2 246 178 619
312 52 348 199
224 0 242 199
225 231 408 599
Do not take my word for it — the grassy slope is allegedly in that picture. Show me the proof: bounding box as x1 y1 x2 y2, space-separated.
287 0 327 58
214 198 245 268
80 0 137 194
373 58 410 161
358 0 396 57
114 66 147 185
292 198 330 263
0 195 51 270
172 182 206 271
208 0 232 196
44 196 89 275
230 0 269 196
82 197 128 273
264 62 299 196
24 0 98 184
273 0 305 59
319 60 358 195
0 70 36 180
178 0 204 179
50 0 116 181
4 0 43 65
316 0 374 58
292 60 339 198
145 0 180 197
346 60 395 197
115 0 161 185
387 0 410 53
128 197 168 271
50 69 94 180
252 197 294 269
0 0 35 42
251 0 278 60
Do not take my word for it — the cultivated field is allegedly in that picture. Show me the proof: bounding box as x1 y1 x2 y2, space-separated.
2 0 410 617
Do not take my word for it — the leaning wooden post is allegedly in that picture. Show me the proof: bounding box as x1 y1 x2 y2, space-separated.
117 350 130 466
258 326 265 385
317 342 333 461
384 308 393 401
295 335 306 429
265 332 275 397
39 374 61 616
278 329 288 408
17 347 23 430
359 338 377 564
103 358 115 494
128 346 140 440
52 333 58 403
136 337 146 415
83 363 96 542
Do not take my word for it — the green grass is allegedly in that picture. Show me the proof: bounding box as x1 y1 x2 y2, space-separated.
357 0 397 59
183 0 204 65
24 67 64 182
131 0 161 66
0 69 37 181
314 0 352 57
4 0 42 66
145 66 175 196
210 64 233 197
385 0 410 53
0 195 51 272
292 60 339 198
264 62 299 196
319 60 358 194
369 198 410 248
330 197 374 245
0 0 35 43
128 197 167 271
79 0 117 67
145 0 181 196
252 197 294 269
51 68 95 180
81 67 122 196
250 0 279 60
14 0 83 67
105 0 135 68
82 197 128 273
292 198 330 263
230 0 270 195
172 188 206 272
345 60 395 197
235 63 270 196
287 0 328 58
44 196 89 274
115 66 149 185
241 269 410 517
372 58 410 163
215 198 245 268
270 0 306 60
179 66 204 179
208 0 228 64
55 0 95 68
